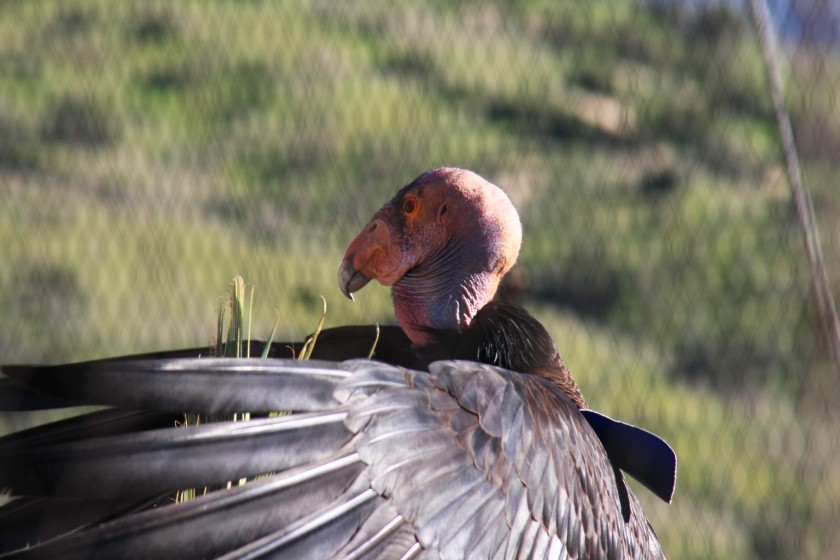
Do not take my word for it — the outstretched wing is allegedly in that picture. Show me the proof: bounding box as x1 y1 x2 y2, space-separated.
0 325 413 412
1 358 664 559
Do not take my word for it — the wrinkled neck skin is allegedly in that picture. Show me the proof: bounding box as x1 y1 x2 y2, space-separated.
392 238 499 347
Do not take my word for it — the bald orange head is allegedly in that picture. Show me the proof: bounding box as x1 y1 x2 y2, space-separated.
339 168 522 344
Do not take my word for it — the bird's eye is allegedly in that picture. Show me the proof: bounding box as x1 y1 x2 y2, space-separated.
403 197 417 215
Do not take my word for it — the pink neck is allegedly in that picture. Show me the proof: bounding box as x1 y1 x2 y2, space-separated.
392 264 497 346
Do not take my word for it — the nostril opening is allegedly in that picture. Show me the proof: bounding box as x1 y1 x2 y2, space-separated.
368 223 378 233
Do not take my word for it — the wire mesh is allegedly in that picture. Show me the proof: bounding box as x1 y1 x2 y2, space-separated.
1 1 838 558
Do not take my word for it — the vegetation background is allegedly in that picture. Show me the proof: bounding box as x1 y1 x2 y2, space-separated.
1 0 838 558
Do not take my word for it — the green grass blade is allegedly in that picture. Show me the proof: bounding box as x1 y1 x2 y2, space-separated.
261 311 280 359
367 323 380 359
301 296 327 360
247 284 255 359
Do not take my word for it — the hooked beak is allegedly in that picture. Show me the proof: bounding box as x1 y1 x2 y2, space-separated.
338 210 414 300
338 255 372 300
338 217 391 300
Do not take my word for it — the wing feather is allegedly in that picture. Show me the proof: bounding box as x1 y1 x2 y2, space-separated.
2 359 347 414
1 357 667 559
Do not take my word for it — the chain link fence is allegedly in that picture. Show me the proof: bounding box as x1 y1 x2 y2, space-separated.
1 1 838 558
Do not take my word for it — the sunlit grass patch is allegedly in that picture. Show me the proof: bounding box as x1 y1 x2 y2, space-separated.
0 0 837 556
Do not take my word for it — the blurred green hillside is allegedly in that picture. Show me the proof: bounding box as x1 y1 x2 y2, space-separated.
1 1 839 558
